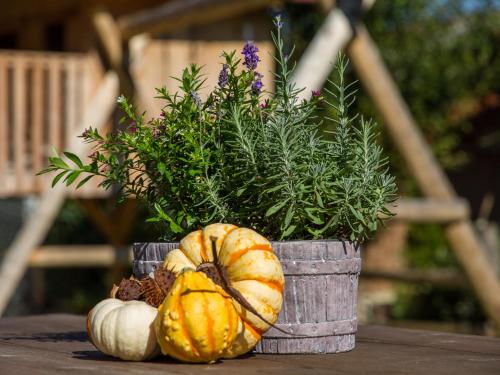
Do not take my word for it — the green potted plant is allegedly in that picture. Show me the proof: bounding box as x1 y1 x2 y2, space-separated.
40 18 396 354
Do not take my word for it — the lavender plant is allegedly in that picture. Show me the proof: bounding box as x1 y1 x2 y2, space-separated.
39 18 396 241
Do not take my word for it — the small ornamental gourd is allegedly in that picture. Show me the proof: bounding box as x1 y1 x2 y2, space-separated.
155 269 240 363
161 223 285 358
87 298 160 361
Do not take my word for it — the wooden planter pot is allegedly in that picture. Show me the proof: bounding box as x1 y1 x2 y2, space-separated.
133 240 361 354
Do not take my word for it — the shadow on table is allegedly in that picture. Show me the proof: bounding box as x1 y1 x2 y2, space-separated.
72 350 256 364
73 351 124 362
0 331 88 342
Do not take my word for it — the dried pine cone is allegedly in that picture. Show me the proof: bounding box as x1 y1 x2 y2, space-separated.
115 278 143 301
154 267 177 295
141 277 165 307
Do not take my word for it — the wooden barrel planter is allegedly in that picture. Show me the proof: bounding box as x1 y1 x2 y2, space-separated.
133 240 361 354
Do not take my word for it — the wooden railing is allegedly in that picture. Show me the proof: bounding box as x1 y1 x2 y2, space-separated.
0 50 106 197
0 40 274 198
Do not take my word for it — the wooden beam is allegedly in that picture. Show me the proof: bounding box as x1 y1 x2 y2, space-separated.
91 9 156 117
390 198 469 223
347 27 454 199
292 1 376 101
92 11 123 70
292 8 352 101
362 269 468 289
92 10 133 97
117 0 273 40
29 245 132 268
0 72 119 316
347 25 500 331
13 57 27 193
0 57 8 186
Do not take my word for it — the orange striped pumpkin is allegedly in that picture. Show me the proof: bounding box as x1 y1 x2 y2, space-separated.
155 269 240 363
161 223 284 358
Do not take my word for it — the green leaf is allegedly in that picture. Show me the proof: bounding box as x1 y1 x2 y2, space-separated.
63 152 84 168
284 206 294 228
305 208 324 225
52 171 67 187
158 162 166 175
265 200 288 217
76 175 94 189
281 225 297 239
264 184 286 194
236 186 246 197
49 157 70 170
36 167 57 176
315 191 324 208
348 205 365 223
64 171 82 186
153 203 183 234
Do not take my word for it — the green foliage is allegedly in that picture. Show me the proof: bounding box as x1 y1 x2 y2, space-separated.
362 0 500 183
39 19 396 241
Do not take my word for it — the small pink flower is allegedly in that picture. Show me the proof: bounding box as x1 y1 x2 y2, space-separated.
129 122 137 134
312 90 321 97
259 100 269 109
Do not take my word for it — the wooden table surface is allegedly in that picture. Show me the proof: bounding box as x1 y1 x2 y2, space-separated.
0 314 499 374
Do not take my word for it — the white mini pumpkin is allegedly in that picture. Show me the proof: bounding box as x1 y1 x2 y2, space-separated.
87 298 160 361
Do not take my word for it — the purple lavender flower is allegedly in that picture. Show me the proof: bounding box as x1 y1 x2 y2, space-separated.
312 90 321 97
252 72 264 95
242 42 260 71
275 15 284 29
160 111 166 118
218 63 229 88
259 99 269 109
152 127 161 138
190 90 203 109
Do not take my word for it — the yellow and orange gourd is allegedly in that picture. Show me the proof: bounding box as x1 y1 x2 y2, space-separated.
155 269 240 362
155 223 285 361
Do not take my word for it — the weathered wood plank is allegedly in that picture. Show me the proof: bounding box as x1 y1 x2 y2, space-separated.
390 198 469 222
29 245 132 268
48 58 62 151
0 315 499 374
65 57 78 145
31 59 44 190
0 56 8 182
13 57 27 191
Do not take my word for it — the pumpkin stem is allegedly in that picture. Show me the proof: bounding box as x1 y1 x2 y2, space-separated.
208 236 307 337
209 236 219 264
